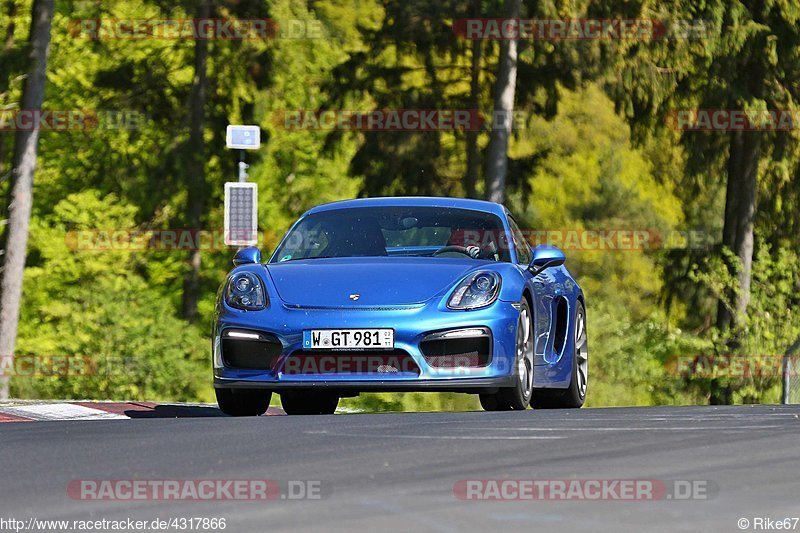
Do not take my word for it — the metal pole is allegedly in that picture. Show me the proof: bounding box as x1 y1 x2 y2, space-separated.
782 355 790 405
783 337 800 404
781 337 800 404
238 150 249 182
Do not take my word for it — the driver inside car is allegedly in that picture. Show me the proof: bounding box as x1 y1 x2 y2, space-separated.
446 228 500 261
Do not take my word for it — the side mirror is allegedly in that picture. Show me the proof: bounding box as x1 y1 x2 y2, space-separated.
233 246 261 266
529 245 565 275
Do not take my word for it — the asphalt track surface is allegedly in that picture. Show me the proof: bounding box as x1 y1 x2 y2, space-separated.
1 404 799 533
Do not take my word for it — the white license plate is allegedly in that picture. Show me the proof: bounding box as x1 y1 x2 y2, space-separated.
303 329 394 350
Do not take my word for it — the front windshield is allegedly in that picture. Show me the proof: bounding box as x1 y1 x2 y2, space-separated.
271 206 512 263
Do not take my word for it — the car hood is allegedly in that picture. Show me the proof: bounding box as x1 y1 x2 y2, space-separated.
265 257 487 308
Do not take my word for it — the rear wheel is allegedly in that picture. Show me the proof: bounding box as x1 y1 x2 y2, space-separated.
215 388 272 416
280 392 339 415
479 298 534 411
532 300 587 409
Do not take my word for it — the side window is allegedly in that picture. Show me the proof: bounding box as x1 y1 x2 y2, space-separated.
508 216 532 265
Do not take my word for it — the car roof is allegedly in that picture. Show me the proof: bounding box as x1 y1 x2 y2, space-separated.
304 196 508 218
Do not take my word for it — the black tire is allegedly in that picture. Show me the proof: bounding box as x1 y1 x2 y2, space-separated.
478 393 506 411
532 300 587 409
280 392 339 415
216 388 272 416
479 298 534 411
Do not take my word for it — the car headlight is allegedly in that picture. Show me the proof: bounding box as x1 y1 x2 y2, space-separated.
225 271 268 310
447 271 501 310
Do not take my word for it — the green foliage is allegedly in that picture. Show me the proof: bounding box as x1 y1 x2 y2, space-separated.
511 85 683 319
587 301 710 407
681 240 800 403
11 190 211 402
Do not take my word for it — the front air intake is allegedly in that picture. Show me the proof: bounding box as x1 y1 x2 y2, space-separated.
221 331 282 370
420 328 492 368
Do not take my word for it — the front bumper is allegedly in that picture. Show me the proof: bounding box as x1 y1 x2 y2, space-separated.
213 299 520 392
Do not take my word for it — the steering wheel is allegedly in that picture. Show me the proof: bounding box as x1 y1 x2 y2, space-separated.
433 245 474 257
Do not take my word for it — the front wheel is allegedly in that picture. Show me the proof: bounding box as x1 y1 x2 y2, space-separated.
480 298 534 411
216 388 272 416
280 392 339 415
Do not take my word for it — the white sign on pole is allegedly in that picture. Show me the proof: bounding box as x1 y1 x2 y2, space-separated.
224 182 258 246
226 125 261 150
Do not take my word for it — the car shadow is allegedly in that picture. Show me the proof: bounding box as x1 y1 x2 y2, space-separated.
124 404 226 418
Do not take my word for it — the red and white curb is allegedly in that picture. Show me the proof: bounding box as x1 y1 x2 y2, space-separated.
0 401 284 422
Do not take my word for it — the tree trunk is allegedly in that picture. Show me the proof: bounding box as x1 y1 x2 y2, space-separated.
716 130 761 330
484 0 520 204
181 0 210 322
0 0 19 181
464 0 483 198
0 135 6 183
0 0 55 400
711 130 760 405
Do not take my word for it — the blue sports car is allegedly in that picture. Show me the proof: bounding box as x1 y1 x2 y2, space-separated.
213 197 587 415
